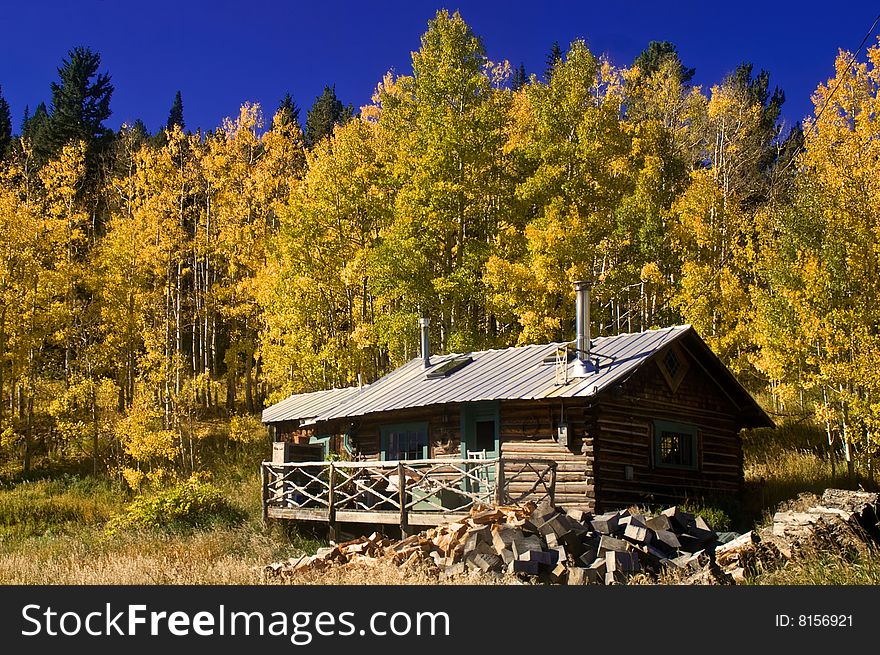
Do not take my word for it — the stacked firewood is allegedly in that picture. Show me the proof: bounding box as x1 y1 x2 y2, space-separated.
264 489 880 585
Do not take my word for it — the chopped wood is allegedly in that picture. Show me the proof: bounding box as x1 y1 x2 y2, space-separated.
624 523 651 545
652 529 681 551
264 489 880 586
645 515 673 532
568 567 587 585
606 550 640 574
513 559 540 575
491 524 523 555
598 535 630 555
471 552 503 573
661 506 695 532
550 562 568 583
578 549 599 567
590 513 619 534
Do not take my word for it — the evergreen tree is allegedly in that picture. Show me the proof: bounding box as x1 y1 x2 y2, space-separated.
166 90 184 131
730 63 784 144
131 118 150 140
545 41 563 80
633 41 695 84
276 92 301 128
511 62 528 91
22 102 51 160
305 85 353 147
46 46 114 157
0 86 11 158
776 122 803 173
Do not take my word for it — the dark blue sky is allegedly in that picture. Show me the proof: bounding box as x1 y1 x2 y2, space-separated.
1 1 877 135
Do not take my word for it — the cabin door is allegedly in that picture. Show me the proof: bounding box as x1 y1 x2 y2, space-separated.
461 401 500 458
461 402 500 495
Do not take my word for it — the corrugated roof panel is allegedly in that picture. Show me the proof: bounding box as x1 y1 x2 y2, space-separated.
261 324 774 429
288 325 692 421
261 386 362 424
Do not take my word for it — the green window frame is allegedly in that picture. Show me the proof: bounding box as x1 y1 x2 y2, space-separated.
309 435 332 459
380 422 429 461
652 420 699 471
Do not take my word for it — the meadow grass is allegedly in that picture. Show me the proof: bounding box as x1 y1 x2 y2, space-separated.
0 421 877 584
0 447 322 584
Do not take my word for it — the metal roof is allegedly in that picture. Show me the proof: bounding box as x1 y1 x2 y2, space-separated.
262 325 730 425
313 324 693 421
261 386 361 424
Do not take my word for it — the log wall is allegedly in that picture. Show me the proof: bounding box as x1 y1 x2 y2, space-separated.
499 399 594 512
342 405 464 461
592 355 744 511
293 342 748 514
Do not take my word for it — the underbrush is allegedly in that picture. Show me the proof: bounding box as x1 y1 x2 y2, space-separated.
749 545 880 585
741 422 878 529
0 475 119 540
105 475 243 535
0 445 323 584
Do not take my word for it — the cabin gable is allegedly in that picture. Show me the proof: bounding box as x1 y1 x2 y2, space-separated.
592 338 744 510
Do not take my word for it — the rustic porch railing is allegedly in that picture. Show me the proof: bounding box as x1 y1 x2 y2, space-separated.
261 457 557 531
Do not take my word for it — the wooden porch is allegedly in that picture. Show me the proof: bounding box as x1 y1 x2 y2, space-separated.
261 457 558 533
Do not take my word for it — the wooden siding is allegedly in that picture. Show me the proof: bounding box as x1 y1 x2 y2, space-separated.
345 405 464 460
499 399 593 512
592 347 744 511
286 339 750 516
318 401 594 510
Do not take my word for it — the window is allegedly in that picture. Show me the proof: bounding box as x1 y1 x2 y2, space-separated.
663 349 682 378
309 435 332 459
657 344 689 392
381 422 428 461
653 420 699 470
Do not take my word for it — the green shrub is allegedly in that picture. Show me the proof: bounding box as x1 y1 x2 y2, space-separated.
106 475 240 535
680 500 732 532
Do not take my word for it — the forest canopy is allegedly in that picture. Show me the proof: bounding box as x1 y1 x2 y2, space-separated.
0 10 878 482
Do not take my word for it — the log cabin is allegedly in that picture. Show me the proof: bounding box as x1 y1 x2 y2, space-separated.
260 283 772 531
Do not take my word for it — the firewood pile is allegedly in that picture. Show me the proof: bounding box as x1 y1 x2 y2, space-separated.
264 489 880 585
765 488 880 559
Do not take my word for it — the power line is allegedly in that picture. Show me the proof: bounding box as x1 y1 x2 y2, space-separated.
777 12 880 176
648 13 880 327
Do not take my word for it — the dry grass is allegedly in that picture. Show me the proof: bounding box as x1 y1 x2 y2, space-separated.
283 560 514 586
0 458 320 585
748 544 880 585
1 422 878 585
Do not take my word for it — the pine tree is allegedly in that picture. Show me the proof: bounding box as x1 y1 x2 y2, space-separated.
0 85 11 158
305 85 353 147
166 90 184 131
22 102 51 161
276 93 301 129
46 46 114 157
633 41 695 84
131 118 150 139
511 62 528 91
545 41 563 80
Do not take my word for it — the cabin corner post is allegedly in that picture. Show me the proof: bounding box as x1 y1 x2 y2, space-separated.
494 457 505 505
398 462 409 537
328 462 338 542
260 463 269 524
